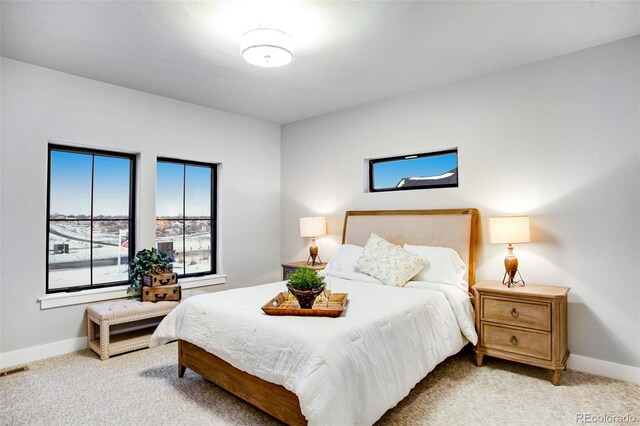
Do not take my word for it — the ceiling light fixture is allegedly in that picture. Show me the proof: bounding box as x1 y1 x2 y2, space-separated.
240 27 294 68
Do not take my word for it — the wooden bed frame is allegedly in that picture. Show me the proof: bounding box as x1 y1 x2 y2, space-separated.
178 208 479 425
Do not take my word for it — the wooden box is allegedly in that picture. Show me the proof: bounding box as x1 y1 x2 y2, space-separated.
143 272 178 287
142 284 182 303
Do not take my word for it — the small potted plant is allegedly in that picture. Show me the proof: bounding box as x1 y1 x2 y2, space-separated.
128 247 174 295
286 268 325 309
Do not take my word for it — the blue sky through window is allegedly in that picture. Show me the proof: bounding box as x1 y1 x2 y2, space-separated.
157 162 212 218
185 165 211 218
49 151 131 217
50 151 92 216
372 152 457 189
93 156 131 217
157 162 184 218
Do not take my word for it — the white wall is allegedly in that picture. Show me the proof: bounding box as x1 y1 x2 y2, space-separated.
0 58 281 353
281 36 640 368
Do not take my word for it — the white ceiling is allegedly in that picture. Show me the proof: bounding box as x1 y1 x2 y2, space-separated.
2 1 639 124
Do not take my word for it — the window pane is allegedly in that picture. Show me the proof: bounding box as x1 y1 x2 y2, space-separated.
157 162 184 218
155 160 215 278
92 220 130 284
185 220 211 274
48 221 91 289
49 151 92 218
185 165 211 218
371 151 458 191
93 156 131 219
156 219 184 275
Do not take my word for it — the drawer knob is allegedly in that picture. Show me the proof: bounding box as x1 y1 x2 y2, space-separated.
510 335 519 346
511 308 519 318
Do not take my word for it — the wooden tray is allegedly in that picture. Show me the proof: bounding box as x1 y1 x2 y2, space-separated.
262 292 348 317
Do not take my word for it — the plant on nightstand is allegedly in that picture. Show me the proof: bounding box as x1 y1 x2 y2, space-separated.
286 268 325 309
128 248 174 295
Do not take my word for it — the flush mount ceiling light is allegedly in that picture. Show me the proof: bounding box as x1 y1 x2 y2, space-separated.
240 27 294 68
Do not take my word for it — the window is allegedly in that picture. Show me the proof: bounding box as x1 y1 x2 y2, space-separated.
47 145 136 293
156 158 216 277
369 148 458 192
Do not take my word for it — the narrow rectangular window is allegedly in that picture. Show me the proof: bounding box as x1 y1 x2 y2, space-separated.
156 158 216 277
47 145 136 293
369 148 458 192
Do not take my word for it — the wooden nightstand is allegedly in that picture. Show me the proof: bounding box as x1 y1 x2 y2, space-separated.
472 280 570 385
281 261 327 280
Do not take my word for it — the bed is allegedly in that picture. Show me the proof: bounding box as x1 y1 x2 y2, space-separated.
150 208 479 425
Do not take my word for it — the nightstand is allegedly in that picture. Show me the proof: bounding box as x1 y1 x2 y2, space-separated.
281 261 327 280
472 280 570 385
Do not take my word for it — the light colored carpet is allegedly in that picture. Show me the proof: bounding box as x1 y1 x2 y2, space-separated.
1 343 638 425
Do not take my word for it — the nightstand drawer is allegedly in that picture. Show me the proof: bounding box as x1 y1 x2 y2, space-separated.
482 297 550 331
481 323 551 360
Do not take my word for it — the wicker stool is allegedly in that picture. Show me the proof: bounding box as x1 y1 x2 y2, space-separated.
87 290 206 360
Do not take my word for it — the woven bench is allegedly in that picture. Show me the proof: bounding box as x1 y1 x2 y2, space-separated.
87 290 206 360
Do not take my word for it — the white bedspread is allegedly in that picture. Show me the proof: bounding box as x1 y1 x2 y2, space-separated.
150 275 477 425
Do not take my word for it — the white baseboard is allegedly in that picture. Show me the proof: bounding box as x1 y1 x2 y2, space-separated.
0 336 87 370
568 354 640 385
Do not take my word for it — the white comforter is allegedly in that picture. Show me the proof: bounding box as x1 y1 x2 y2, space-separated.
150 274 477 425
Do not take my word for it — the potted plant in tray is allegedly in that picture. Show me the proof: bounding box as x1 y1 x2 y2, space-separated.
128 247 174 296
287 268 326 309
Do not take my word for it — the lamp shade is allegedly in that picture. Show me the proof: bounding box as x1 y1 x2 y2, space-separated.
240 27 294 68
489 216 531 244
299 217 327 238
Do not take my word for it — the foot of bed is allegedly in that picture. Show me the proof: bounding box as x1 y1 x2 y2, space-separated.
178 364 186 378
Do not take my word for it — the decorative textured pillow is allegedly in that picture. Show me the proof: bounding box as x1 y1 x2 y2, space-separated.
403 244 468 291
325 244 364 273
356 233 427 287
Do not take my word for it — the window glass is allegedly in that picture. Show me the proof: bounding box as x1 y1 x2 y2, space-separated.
93 156 131 218
47 146 135 293
156 162 184 218
156 159 216 277
49 151 92 218
369 149 458 192
185 165 211 218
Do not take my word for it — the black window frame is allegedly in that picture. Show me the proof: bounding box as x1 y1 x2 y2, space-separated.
156 157 217 278
46 144 137 294
368 148 459 193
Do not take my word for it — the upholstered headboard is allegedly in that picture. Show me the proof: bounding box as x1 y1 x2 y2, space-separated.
342 209 479 287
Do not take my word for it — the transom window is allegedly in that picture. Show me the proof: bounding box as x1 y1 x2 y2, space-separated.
156 158 217 277
369 148 459 192
47 145 136 293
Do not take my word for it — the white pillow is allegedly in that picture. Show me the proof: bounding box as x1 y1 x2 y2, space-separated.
325 244 364 273
403 244 467 291
356 233 427 287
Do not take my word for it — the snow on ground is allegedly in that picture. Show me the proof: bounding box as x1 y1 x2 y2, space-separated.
49 264 129 289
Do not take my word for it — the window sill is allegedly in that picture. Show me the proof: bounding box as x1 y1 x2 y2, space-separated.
38 274 227 310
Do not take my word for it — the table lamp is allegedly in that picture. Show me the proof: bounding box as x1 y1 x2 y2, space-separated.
299 217 327 266
489 216 531 287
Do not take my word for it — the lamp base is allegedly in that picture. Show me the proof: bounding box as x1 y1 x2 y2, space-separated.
502 244 525 288
307 238 321 266
306 254 322 266
502 270 525 288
